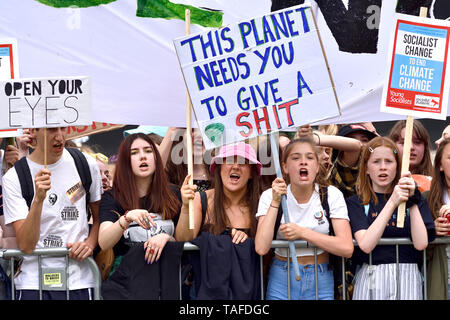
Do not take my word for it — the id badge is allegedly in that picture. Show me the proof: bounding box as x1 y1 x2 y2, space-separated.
41 268 67 291
66 181 86 204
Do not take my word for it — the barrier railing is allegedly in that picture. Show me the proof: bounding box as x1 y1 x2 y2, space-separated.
0 248 101 300
181 237 450 300
1 237 448 300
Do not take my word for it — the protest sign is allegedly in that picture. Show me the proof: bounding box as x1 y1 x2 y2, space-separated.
0 38 21 138
0 76 92 130
174 4 340 150
0 39 18 80
66 122 125 140
381 13 450 120
381 7 450 227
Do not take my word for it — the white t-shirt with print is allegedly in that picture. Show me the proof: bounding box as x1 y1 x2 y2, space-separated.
256 184 349 258
2 149 102 290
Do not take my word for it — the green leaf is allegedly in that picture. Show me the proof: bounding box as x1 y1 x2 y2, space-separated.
36 0 116 8
137 0 223 28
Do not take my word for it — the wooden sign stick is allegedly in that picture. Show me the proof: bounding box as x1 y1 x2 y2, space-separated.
43 128 47 168
397 7 428 228
185 9 194 230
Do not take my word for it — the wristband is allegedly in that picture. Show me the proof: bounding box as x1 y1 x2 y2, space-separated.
118 216 127 230
123 211 132 223
406 184 421 208
270 204 279 210
313 132 321 145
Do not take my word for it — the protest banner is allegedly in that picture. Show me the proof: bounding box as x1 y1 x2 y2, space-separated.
0 38 21 138
174 4 340 150
66 122 125 140
3 1 450 129
0 76 92 130
381 7 450 227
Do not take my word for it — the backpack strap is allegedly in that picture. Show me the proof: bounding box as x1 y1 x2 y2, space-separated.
66 147 92 204
14 157 34 209
319 186 333 236
273 205 283 240
15 148 92 209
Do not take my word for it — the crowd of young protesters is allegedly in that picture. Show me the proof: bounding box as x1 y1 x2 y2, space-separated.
0 120 448 300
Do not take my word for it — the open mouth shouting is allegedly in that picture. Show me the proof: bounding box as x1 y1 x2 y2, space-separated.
377 172 391 183
53 142 64 153
299 168 309 181
229 172 241 184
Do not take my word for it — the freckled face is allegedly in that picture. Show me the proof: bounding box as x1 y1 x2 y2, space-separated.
366 146 397 193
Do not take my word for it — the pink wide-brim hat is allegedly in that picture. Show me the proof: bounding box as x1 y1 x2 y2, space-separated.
210 142 262 176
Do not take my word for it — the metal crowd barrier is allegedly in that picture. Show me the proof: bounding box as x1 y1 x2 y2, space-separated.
0 248 101 300
181 237 450 301
1 237 448 300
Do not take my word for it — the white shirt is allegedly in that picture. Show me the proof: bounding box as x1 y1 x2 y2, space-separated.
256 184 349 257
2 149 102 290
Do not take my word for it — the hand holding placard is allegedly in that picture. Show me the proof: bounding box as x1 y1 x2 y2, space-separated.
380 6 450 227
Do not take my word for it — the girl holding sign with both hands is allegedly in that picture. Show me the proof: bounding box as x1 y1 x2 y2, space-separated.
346 137 435 300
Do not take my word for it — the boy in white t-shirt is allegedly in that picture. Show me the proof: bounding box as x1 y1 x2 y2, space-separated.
2 127 102 300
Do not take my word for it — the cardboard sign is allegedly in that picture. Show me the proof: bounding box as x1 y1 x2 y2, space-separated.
0 76 92 130
381 13 450 120
66 122 125 140
174 4 340 149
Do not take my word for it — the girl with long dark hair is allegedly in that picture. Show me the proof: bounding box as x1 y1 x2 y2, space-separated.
98 133 180 276
176 142 263 299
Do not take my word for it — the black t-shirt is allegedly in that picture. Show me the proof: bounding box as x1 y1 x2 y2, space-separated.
99 185 181 257
346 192 436 265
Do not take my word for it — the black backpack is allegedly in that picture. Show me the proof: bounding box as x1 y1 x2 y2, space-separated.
273 186 353 300
14 147 92 209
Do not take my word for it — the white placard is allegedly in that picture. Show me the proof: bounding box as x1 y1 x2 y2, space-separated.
0 76 92 129
381 13 450 120
174 4 340 149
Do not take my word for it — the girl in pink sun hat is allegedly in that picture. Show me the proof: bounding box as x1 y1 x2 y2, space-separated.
177 141 262 242
176 141 263 299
